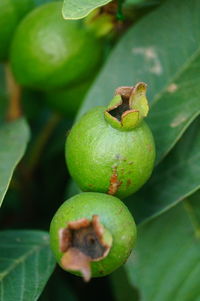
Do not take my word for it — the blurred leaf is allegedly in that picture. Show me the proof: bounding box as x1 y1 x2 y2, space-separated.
187 190 200 223
110 267 139 301
65 181 81 199
125 0 148 4
0 65 7 122
0 231 55 301
125 0 161 6
0 119 30 207
39 269 77 301
126 117 200 224
33 0 60 6
125 197 200 301
78 0 200 163
62 0 111 20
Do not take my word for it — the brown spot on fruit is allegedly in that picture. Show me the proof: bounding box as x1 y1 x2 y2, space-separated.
108 167 122 195
117 207 123 215
146 144 152 152
126 179 132 188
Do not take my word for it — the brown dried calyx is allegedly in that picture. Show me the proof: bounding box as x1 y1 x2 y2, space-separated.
104 82 149 130
59 215 113 282
108 86 134 121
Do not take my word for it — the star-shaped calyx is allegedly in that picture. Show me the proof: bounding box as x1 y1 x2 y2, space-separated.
59 215 112 282
104 82 149 130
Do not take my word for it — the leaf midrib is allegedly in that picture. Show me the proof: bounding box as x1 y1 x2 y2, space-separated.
184 200 200 239
139 184 200 227
0 242 48 282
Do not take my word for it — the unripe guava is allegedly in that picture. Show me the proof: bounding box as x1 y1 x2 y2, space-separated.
49 192 137 281
0 0 34 61
66 83 156 199
45 79 93 118
10 2 103 90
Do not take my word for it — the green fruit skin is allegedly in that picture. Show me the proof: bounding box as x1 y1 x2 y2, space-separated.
45 78 93 118
49 192 137 278
0 0 35 61
10 2 103 90
66 107 156 199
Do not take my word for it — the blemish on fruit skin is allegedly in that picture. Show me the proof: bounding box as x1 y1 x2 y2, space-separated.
146 144 152 152
117 208 123 215
126 179 132 188
108 167 122 195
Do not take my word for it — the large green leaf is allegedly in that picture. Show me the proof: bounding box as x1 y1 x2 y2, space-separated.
126 117 200 224
62 0 111 20
0 231 55 301
110 267 139 301
125 195 200 301
78 0 200 163
0 119 30 207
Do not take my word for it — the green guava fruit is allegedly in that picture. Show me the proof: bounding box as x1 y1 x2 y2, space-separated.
49 192 137 281
45 78 93 118
0 0 34 61
10 2 103 90
66 82 156 199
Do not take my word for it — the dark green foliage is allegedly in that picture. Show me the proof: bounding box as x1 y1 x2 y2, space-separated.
0 0 200 299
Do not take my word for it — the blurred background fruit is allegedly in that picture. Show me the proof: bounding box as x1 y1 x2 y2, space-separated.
0 0 35 61
10 2 103 90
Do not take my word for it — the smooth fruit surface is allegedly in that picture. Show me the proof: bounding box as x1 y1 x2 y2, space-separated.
10 2 103 90
50 192 137 278
45 79 93 118
66 106 155 199
0 0 34 61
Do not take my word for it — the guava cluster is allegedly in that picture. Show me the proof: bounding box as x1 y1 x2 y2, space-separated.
53 83 155 280
1 0 155 280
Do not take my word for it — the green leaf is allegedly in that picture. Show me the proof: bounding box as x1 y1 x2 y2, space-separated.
125 0 161 6
125 198 200 301
0 231 56 301
0 118 30 207
78 0 200 163
126 117 200 224
62 0 111 20
110 267 139 301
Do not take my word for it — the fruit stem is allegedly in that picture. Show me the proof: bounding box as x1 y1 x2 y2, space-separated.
5 62 22 121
